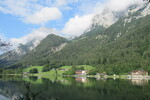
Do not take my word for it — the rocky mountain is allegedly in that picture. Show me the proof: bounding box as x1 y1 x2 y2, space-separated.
2 2 150 74
28 3 150 71
17 34 68 67
0 41 37 67
0 28 58 67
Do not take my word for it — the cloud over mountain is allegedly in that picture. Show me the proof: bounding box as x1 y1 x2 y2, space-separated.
10 27 58 48
61 0 144 37
62 14 94 37
0 0 146 40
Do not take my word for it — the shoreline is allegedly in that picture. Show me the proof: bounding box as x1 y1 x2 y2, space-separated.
2 74 150 80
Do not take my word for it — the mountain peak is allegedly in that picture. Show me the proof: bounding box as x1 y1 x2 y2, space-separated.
86 2 150 34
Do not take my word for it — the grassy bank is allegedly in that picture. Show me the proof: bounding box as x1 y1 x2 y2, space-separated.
23 66 44 73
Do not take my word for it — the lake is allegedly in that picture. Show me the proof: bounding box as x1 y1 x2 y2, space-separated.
0 76 150 100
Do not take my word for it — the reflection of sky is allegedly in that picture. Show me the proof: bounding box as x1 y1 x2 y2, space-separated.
0 95 10 100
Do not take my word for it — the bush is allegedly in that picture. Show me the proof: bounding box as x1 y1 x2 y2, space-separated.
88 70 98 75
42 64 54 72
29 68 38 73
42 66 50 72
63 69 75 75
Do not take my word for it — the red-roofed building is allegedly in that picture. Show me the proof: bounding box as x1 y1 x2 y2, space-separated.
75 70 87 75
129 70 148 79
130 70 148 76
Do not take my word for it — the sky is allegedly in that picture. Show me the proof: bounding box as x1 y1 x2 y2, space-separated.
0 0 144 48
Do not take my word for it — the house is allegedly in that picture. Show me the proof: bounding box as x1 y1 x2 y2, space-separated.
75 70 87 75
130 70 148 79
130 70 148 76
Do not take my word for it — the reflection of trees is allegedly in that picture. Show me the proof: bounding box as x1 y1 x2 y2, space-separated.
2 77 150 100
19 82 42 100
29 76 38 81
20 81 58 100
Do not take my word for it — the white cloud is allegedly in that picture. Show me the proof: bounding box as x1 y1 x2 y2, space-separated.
62 14 94 37
55 0 67 6
0 0 146 38
25 7 62 24
53 0 81 7
10 27 58 48
0 0 62 24
77 0 145 15
105 0 144 12
0 0 31 16
61 0 145 37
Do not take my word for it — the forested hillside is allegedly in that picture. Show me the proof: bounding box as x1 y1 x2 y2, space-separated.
3 3 150 74
44 15 150 74
18 34 68 67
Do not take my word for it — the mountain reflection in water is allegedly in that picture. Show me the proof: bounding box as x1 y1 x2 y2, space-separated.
0 76 150 100
0 95 10 100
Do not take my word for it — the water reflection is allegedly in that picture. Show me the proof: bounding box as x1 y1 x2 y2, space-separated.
95 77 107 81
75 77 87 83
131 79 149 85
0 76 150 100
29 76 38 81
0 95 10 100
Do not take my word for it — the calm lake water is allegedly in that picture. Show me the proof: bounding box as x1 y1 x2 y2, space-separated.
0 76 150 100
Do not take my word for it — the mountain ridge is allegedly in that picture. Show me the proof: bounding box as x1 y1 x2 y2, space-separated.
1 3 150 74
